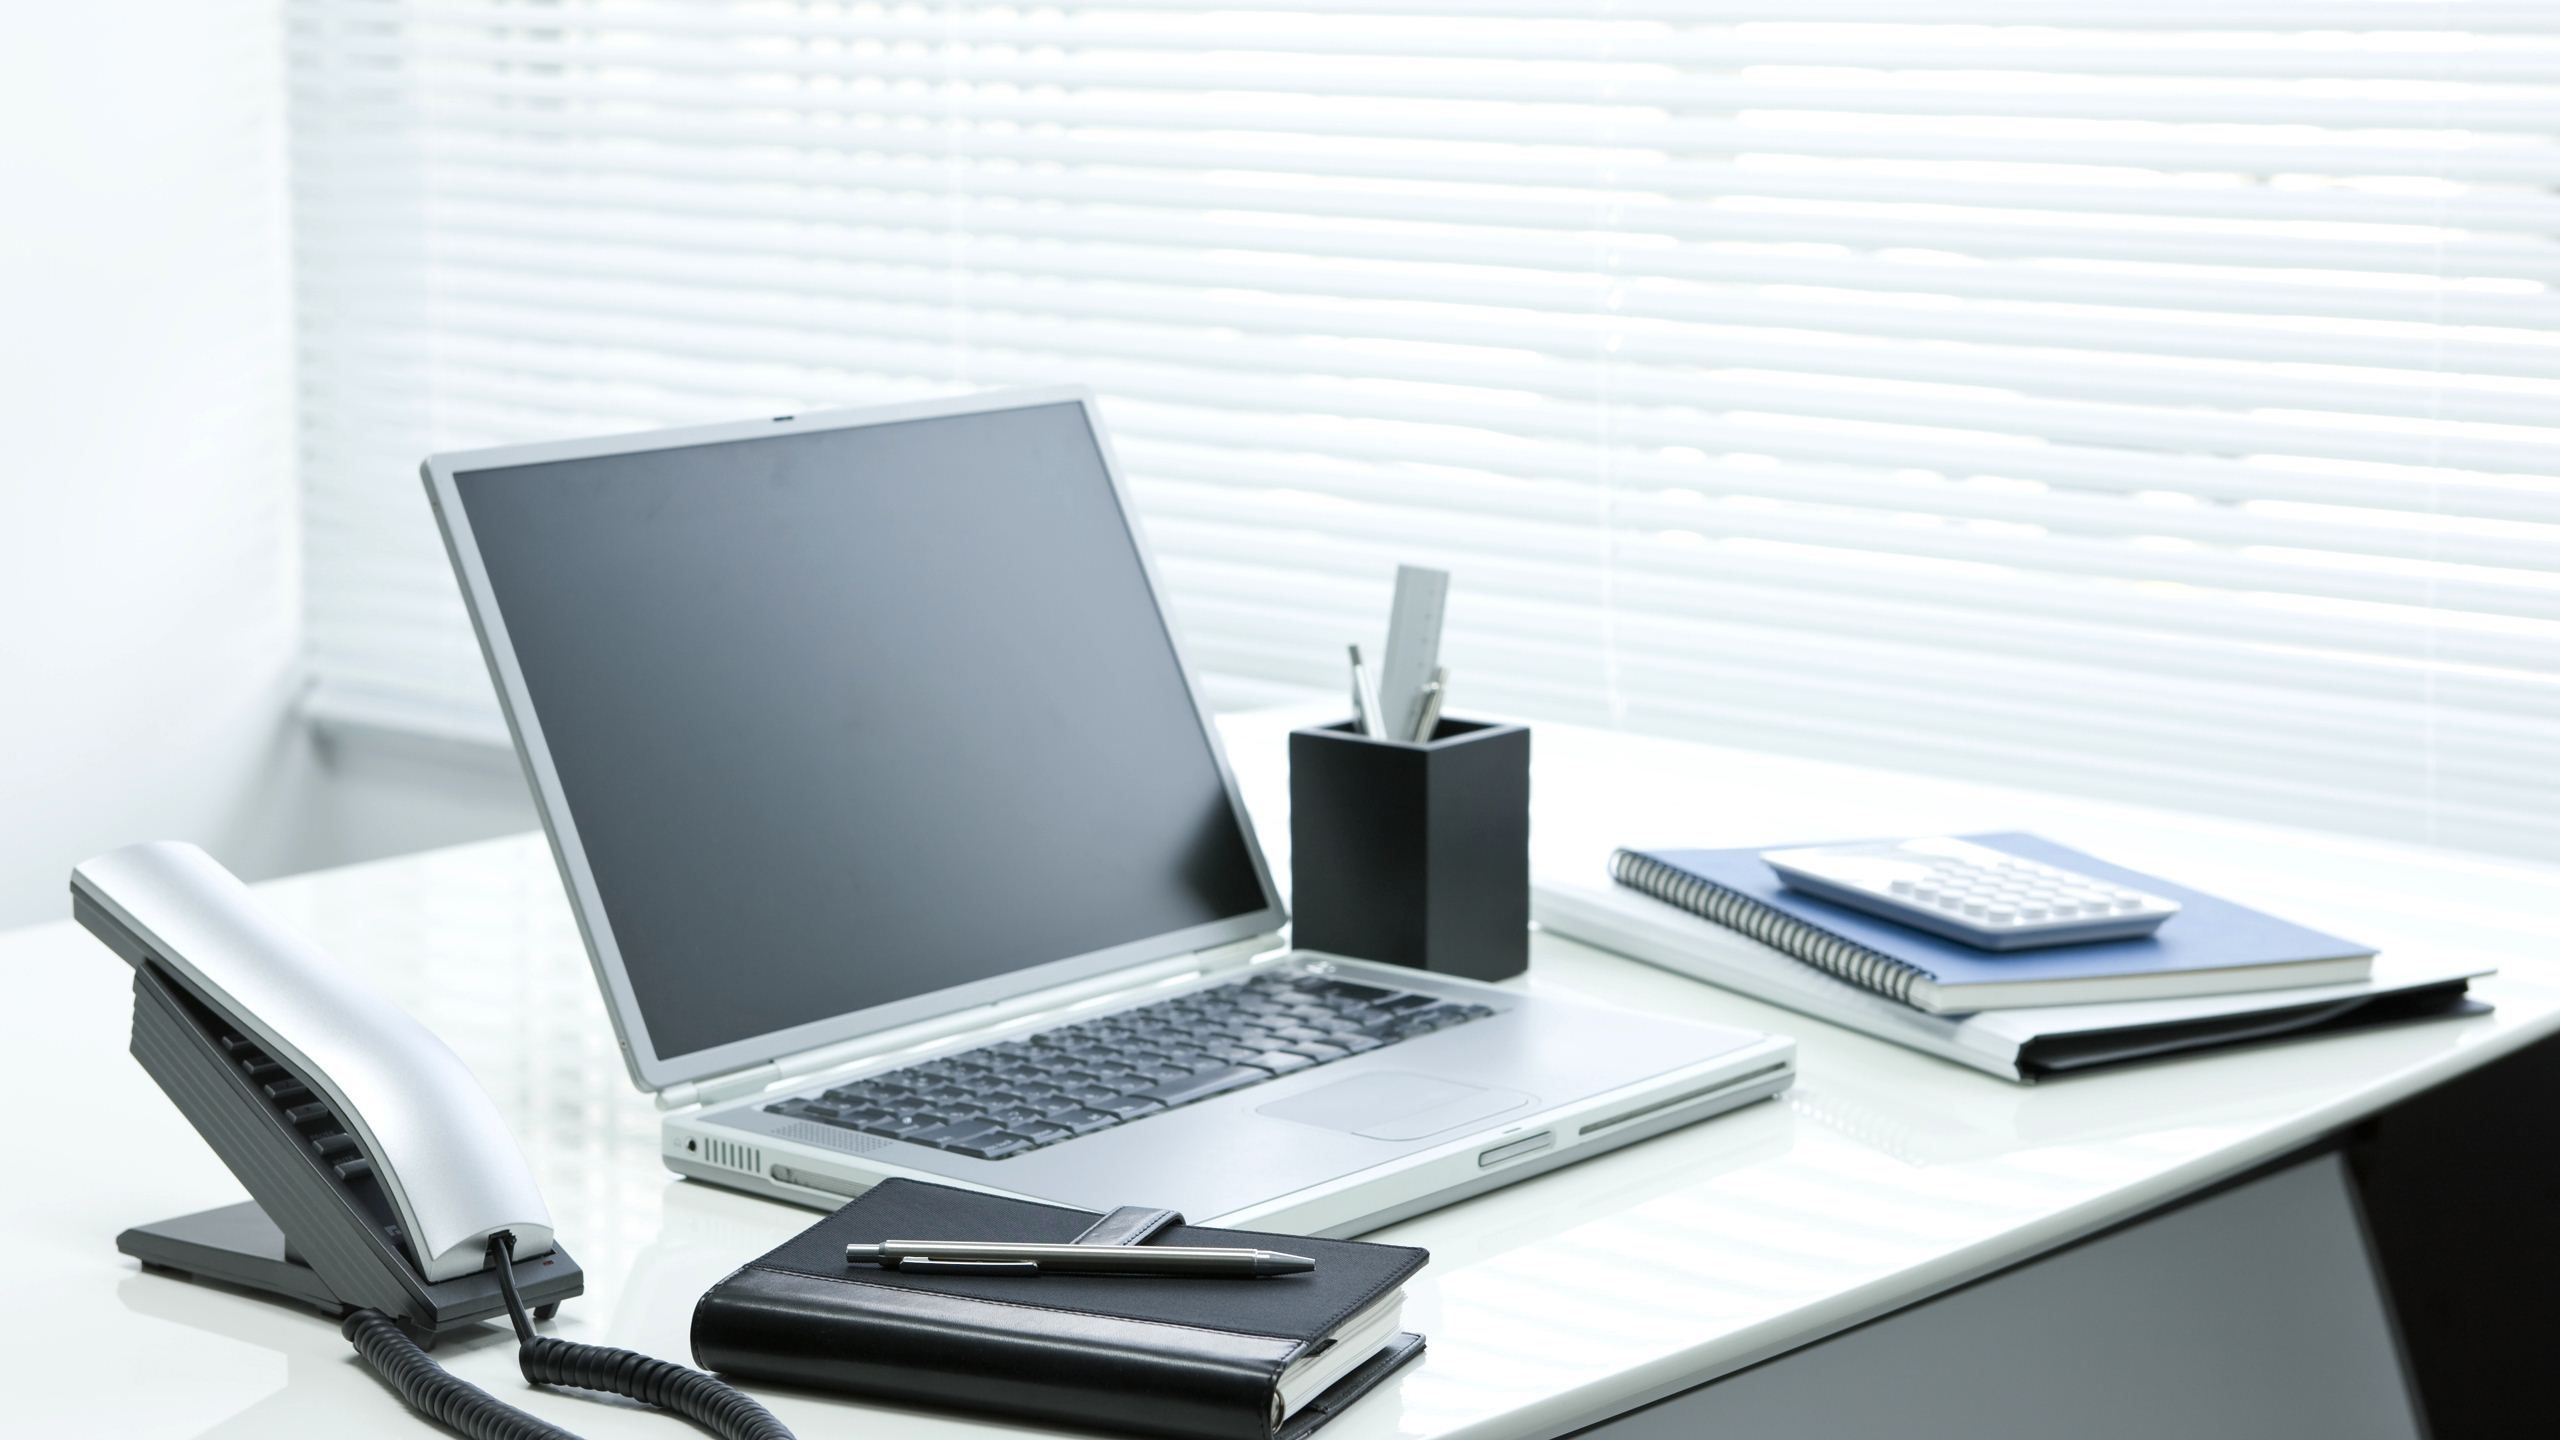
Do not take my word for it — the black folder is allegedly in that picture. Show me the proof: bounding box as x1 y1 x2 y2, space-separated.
693 1179 1427 1440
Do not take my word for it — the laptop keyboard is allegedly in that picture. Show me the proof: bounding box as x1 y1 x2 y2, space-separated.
761 970 1496 1161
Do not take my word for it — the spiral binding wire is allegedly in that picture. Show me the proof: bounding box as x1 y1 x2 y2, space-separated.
1608 849 1926 1006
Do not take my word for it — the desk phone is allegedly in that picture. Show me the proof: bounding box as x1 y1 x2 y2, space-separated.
73 841 795 1440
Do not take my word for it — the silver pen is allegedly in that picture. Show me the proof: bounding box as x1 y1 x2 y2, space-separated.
1409 665 1449 743
845 1239 1316 1278
1348 644 1386 739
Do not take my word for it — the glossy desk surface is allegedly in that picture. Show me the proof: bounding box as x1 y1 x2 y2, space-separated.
14 711 2559 1438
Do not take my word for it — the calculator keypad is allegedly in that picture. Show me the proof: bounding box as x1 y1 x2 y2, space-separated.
1760 837 2180 951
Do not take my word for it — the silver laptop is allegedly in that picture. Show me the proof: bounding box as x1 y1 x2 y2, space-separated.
424 386 1793 1236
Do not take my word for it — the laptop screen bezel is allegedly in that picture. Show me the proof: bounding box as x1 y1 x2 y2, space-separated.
421 385 1290 1094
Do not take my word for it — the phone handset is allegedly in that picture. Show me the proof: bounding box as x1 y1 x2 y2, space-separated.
78 841 553 1283
76 841 792 1440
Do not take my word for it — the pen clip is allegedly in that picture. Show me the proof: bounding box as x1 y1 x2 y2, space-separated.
893 1257 1042 1276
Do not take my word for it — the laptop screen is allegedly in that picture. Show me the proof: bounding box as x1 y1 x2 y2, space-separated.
451 400 1274 1063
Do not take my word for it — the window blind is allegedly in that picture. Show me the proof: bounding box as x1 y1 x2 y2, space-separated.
287 1 2560 860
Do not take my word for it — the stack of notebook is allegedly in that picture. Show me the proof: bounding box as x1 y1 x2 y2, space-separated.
1534 832 2490 1081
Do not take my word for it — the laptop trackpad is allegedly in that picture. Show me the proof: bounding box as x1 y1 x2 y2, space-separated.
1258 1071 1537 1141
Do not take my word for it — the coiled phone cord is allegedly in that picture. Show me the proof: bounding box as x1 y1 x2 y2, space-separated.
343 1233 795 1440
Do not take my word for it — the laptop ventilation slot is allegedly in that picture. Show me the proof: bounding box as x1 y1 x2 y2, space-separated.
699 1137 763 1174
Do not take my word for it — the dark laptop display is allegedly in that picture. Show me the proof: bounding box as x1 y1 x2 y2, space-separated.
452 402 1269 1058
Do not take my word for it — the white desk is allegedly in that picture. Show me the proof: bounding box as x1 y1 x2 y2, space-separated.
13 711 2559 1437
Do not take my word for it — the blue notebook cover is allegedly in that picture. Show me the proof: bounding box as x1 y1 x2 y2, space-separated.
1631 832 2372 993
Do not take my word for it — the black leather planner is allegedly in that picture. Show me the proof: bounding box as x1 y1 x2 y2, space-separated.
692 1179 1428 1440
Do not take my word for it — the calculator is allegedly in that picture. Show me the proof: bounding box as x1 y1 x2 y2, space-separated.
1760 837 2181 951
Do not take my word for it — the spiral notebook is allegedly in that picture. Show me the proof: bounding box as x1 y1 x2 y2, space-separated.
1539 849 2487 1082
1608 833 2373 1013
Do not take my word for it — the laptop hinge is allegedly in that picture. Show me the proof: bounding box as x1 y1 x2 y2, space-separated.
661 1061 780 1111
1193 933 1283 973
654 932 1288 1111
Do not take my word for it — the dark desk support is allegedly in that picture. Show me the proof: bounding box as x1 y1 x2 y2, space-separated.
1569 1036 2560 1440
2349 1031 2560 1439
1578 1155 2420 1440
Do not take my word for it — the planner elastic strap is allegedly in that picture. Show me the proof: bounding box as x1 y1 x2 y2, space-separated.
1069 1205 1185 1248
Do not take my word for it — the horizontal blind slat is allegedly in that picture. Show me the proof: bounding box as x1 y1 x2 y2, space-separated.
289 13 2560 79
297 256 2560 432
308 281 2560 477
300 140 2560 289
290 184 2560 331
293 36 2560 135
296 224 2560 385
280 74 2560 185
294 119 2560 237
314 0 2560 34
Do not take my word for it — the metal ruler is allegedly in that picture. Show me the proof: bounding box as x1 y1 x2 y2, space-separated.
1377 564 1450 742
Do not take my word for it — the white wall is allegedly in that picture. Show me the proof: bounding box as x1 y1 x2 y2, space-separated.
0 3 315 928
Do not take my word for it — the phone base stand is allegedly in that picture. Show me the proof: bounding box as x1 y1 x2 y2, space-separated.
120 1200 342 1313
118 1199 583 1347
101 947 586 1347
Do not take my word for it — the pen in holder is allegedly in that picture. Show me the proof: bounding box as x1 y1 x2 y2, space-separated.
1289 717 1529 983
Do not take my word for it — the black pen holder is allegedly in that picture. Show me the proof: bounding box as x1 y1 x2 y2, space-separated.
1288 717 1529 983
